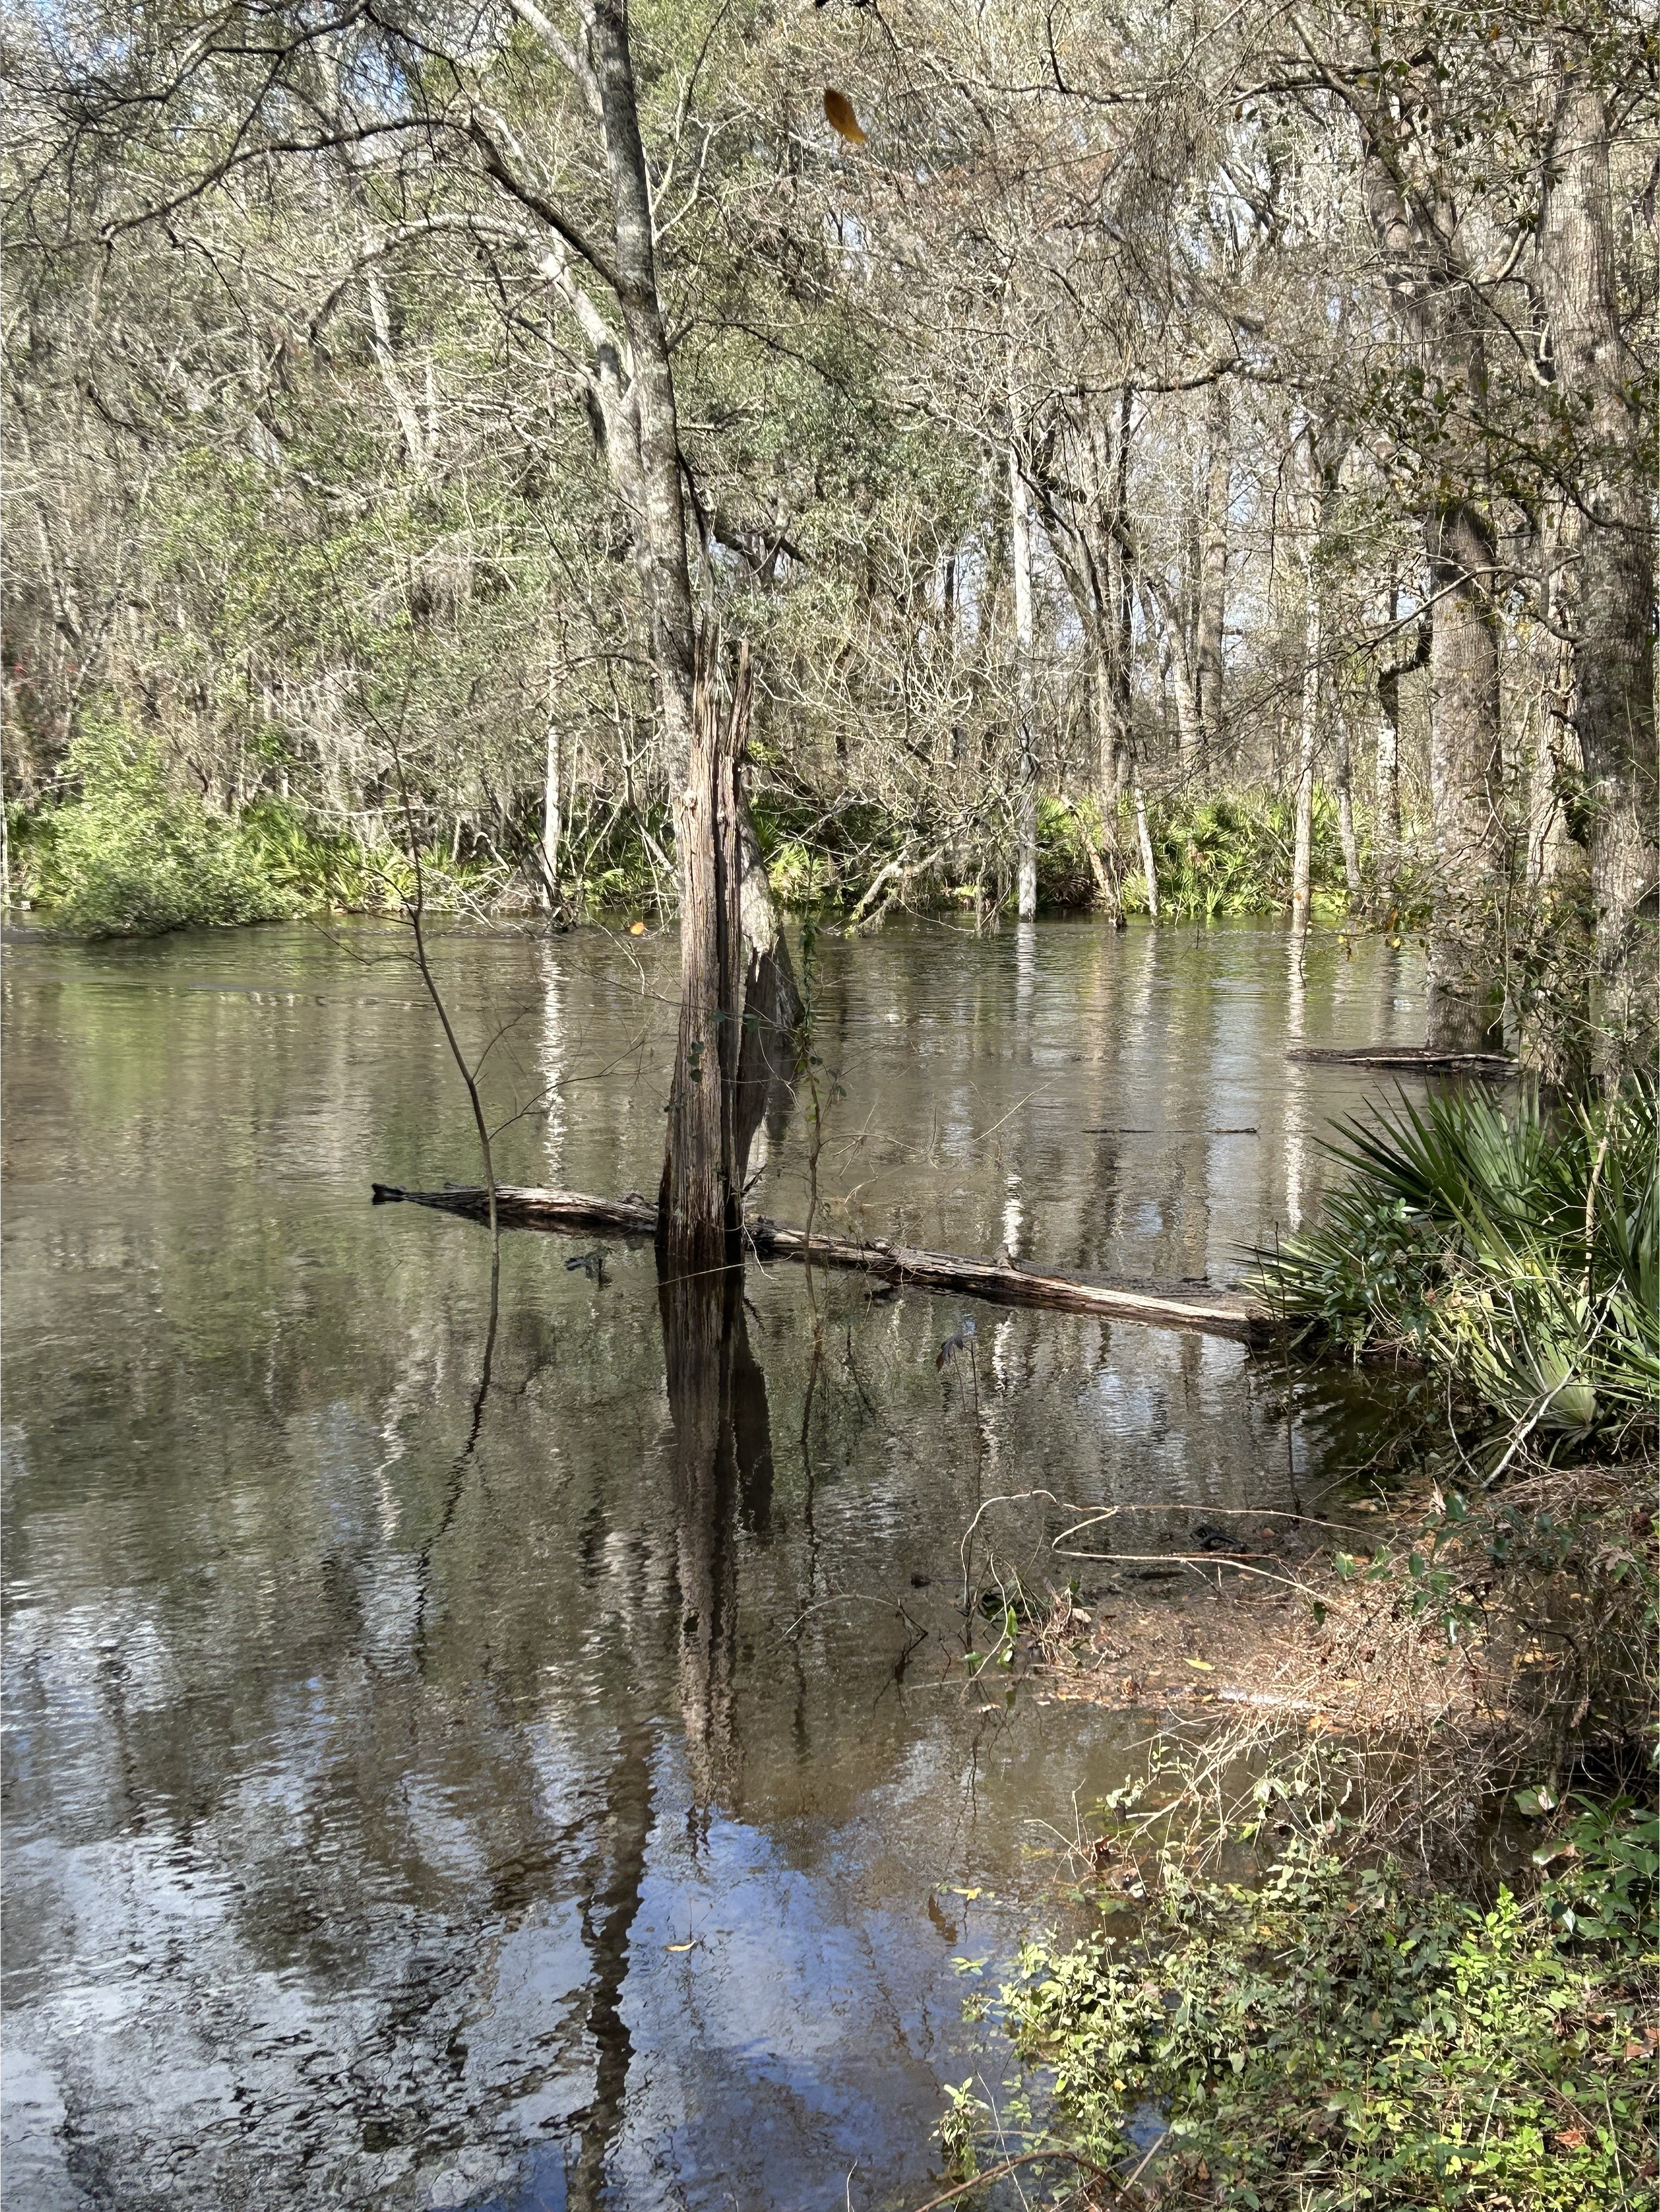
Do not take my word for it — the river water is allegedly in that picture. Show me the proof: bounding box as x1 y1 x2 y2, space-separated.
2 916 1428 2212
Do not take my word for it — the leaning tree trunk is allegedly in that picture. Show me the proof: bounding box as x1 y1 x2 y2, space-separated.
658 636 746 1276
1537 54 1658 1071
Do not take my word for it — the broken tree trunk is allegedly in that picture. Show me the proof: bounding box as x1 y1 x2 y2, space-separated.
659 631 747 1277
370 1182 1273 1344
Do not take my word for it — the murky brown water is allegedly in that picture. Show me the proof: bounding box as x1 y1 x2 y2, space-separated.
2 916 1428 2211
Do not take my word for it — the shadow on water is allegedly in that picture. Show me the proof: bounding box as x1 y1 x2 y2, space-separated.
415 1245 502 1668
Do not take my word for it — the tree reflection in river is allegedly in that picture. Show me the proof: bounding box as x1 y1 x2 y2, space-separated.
1 918 1438 2210
662 1269 773 1822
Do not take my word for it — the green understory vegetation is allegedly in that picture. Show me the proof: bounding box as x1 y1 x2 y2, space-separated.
969 1787 1657 2211
9 723 1375 938
1248 1084 1658 1470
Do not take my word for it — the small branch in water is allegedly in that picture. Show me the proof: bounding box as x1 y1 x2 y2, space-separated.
387 732 500 1250
905 2146 1130 2212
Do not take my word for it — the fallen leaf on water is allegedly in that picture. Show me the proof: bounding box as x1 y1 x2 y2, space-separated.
823 88 867 144
1185 1657 1215 1671
629 921 647 935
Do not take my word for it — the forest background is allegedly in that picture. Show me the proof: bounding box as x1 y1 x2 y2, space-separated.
3 0 1655 1087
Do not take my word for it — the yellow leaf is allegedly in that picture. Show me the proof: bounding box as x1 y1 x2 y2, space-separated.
629 920 647 935
664 1940 697 1953
1185 1657 1215 1671
824 88 867 145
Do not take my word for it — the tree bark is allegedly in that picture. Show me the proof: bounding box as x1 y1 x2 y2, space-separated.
1358 131 1507 1053
1196 379 1230 761
658 633 746 1275
1332 694 1362 904
1029 391 1131 914
1375 654 1401 872
1090 646 1125 920
732 803 798 1189
580 0 696 777
1424 502 1505 1051
542 701 562 908
1009 446 1038 921
1291 537 1321 943
1130 755 1159 921
1536 52 1659 1066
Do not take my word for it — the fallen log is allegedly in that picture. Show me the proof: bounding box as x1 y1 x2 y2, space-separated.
370 1182 1274 1344
1286 1044 1515 1079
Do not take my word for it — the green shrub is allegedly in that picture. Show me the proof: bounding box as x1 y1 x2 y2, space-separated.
1036 796 1105 909
35 716 301 936
1249 1084 1658 1462
998 1814 1657 2209
1122 788 1353 921
236 797 396 913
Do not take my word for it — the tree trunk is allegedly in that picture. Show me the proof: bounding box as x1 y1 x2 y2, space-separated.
542 706 562 909
581 0 696 777
1424 502 1505 1052
1358 133 1507 1054
1332 693 1362 904
1169 627 1205 778
1291 545 1320 942
658 634 746 1275
1537 53 1658 1067
732 804 799 1190
1522 532 1579 891
1196 380 1230 760
1009 447 1039 921
1131 757 1159 921
1375 657 1401 872
575 1 801 1237
1091 645 1125 921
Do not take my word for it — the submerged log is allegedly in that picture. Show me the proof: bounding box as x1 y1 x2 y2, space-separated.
370 1182 1273 1344
1286 1043 1516 1078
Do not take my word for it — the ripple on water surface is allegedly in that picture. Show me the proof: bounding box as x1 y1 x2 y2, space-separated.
2 918 1428 2209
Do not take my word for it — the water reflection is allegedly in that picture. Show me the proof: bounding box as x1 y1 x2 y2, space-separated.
2 918 1431 2210
662 1273 766 1816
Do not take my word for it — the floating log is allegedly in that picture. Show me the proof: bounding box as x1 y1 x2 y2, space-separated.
370 1182 1274 1344
1287 1044 1515 1078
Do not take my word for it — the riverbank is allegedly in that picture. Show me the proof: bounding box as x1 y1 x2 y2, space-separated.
938 1457 1657 2209
7 751 1369 939
930 1083 1658 2210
